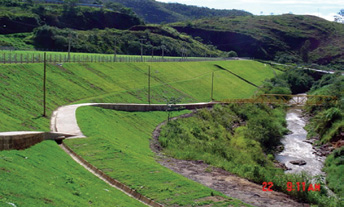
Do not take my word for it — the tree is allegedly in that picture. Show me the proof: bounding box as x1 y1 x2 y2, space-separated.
300 40 311 63
227 50 238 58
164 96 182 123
334 9 344 23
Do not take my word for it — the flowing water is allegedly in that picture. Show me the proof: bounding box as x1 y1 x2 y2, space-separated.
275 107 325 176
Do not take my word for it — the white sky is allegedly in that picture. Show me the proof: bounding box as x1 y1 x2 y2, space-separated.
156 0 343 21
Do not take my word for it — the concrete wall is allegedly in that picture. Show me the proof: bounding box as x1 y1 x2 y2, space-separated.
0 132 73 151
94 102 217 112
0 132 45 150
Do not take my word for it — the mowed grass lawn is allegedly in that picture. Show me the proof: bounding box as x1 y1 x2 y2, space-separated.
0 140 146 207
65 107 250 206
0 60 278 205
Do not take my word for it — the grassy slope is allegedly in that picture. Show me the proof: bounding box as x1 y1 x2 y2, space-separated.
0 141 146 207
65 107 249 206
0 60 278 132
0 60 277 205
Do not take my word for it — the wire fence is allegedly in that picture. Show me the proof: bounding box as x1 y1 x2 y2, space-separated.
0 52 228 64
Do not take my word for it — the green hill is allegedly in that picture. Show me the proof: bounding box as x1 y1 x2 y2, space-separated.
0 1 142 34
102 0 252 24
0 2 223 56
171 14 344 68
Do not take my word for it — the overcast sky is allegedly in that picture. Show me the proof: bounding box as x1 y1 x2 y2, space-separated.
156 0 342 21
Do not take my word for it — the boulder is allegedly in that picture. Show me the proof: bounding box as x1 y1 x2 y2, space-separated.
290 160 307 166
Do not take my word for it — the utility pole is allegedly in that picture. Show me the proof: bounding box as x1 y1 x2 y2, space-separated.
148 66 151 104
67 33 71 62
211 72 214 101
43 52 47 117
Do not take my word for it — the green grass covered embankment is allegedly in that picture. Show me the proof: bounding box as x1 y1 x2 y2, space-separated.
65 107 249 206
0 60 278 132
0 140 146 207
0 60 277 205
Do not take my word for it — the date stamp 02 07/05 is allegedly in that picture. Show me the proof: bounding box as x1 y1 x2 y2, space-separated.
262 182 321 192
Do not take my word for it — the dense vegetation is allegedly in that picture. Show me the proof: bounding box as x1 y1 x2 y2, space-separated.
0 1 142 34
0 2 225 56
302 73 344 198
104 0 251 24
159 103 340 206
31 25 222 56
305 73 343 144
160 104 287 167
324 147 344 198
260 67 318 95
171 14 344 68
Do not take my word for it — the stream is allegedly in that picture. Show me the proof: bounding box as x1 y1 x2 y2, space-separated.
275 107 325 177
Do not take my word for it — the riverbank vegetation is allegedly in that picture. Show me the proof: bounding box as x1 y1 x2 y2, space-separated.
303 72 344 201
259 67 316 95
159 103 339 205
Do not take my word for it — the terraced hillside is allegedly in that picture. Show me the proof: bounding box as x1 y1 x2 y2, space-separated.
0 60 279 206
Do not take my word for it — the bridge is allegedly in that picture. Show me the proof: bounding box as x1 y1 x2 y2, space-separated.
222 94 337 106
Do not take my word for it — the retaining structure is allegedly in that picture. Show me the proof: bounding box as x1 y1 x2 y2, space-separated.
93 102 217 112
0 132 73 151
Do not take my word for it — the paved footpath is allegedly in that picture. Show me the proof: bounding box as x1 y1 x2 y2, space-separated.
51 103 95 138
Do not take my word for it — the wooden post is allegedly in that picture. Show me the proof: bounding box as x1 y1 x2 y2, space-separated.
43 52 47 117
